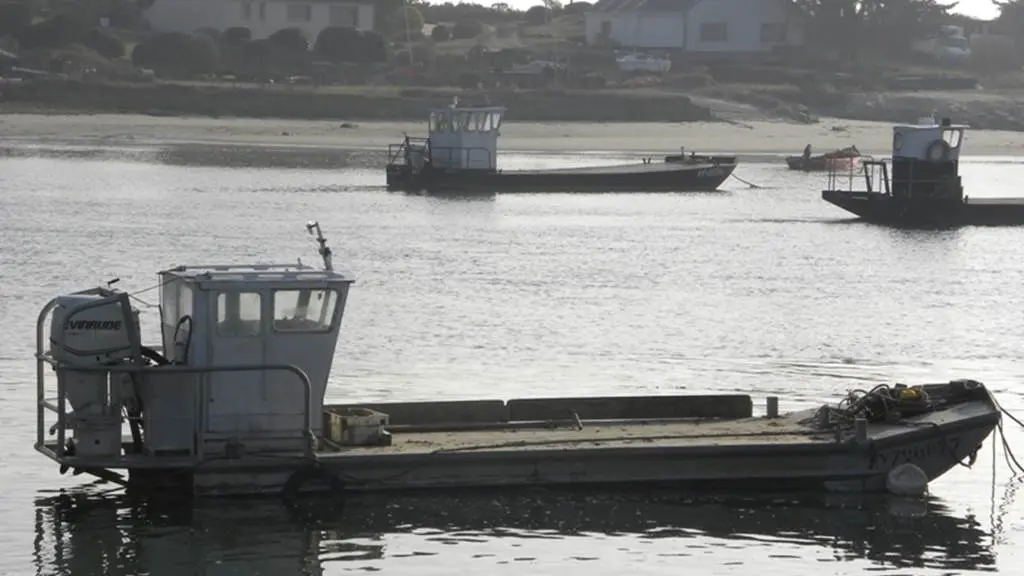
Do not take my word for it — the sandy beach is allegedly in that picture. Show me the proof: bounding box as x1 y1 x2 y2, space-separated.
3 113 1024 157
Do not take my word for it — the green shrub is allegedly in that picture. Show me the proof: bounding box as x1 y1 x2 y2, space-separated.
132 32 220 77
430 24 450 42
524 5 550 25
451 20 483 40
267 27 308 52
85 29 126 59
20 12 92 48
224 26 252 45
0 2 31 38
313 26 386 63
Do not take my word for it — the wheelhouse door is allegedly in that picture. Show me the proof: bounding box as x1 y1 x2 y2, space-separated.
207 290 266 436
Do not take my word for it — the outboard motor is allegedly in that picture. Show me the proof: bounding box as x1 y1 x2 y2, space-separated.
47 290 142 458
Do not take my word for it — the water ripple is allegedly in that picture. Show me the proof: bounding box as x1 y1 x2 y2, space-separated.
4 150 1024 576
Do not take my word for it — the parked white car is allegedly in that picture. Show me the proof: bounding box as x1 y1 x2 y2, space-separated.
616 53 672 74
911 25 971 64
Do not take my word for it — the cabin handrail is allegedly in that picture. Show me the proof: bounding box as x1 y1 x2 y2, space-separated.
827 159 897 195
387 136 429 165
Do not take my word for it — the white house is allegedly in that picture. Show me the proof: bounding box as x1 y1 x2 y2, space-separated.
144 0 379 41
585 0 805 52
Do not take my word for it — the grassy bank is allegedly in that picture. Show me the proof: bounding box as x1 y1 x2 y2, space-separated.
0 80 716 123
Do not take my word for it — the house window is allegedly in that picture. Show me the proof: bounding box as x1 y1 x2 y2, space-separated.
259 2 266 20
760 22 786 43
329 5 358 27
240 0 251 20
287 3 312 22
699 22 727 42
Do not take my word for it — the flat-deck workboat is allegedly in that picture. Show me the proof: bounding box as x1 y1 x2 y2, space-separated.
34 223 1000 498
385 102 736 194
822 116 1024 227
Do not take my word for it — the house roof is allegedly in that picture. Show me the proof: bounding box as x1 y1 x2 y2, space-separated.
591 0 700 12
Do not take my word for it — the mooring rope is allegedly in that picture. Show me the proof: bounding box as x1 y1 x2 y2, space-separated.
990 395 1024 476
729 172 762 189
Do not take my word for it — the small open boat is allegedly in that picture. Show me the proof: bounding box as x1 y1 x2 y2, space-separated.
787 145 861 172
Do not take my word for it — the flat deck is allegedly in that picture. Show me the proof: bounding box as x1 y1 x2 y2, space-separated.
966 197 1024 205
37 389 1000 497
329 412 831 456
508 162 721 176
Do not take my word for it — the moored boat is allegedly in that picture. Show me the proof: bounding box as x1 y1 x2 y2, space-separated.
32 223 1001 498
822 116 1024 227
786 145 861 172
385 101 737 195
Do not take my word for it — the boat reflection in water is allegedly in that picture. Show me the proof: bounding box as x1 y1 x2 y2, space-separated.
32 487 996 576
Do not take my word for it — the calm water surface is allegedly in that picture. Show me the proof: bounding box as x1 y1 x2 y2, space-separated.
2 145 1024 575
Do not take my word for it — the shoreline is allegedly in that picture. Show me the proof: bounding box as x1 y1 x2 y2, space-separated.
3 112 1024 160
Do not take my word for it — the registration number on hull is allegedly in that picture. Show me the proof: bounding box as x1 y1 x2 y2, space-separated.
697 167 726 179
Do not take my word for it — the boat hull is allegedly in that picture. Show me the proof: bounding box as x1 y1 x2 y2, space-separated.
46 381 998 498
386 161 736 195
176 419 995 497
823 189 1024 227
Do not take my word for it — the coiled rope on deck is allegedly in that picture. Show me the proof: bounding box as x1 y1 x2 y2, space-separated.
804 383 937 430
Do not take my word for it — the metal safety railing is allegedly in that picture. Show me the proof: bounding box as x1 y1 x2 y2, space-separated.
34 294 317 469
826 158 964 201
386 139 495 171
826 157 890 195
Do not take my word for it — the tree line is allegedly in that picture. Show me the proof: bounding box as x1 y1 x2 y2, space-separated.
795 0 1024 60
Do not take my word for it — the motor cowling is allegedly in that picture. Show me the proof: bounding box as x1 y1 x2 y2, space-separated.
48 293 139 366
48 293 142 421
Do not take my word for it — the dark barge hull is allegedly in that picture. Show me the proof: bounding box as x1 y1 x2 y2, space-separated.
823 190 1024 227
387 160 736 194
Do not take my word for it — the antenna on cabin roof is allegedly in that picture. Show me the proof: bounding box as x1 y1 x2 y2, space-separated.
305 220 334 271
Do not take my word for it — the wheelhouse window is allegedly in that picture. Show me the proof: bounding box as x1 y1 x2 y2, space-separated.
179 284 194 318
430 111 451 132
942 129 962 148
273 289 338 332
161 281 178 325
216 292 263 337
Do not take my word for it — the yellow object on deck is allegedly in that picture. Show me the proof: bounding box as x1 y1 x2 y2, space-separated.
899 387 924 401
